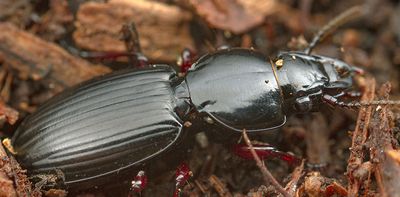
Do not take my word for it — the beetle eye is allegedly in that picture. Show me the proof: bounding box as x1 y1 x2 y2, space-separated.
294 96 313 112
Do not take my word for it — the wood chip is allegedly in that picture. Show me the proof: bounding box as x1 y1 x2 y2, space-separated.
0 102 18 125
74 0 194 62
304 172 323 197
189 0 278 34
208 175 232 197
0 22 111 94
284 160 305 196
324 182 348 197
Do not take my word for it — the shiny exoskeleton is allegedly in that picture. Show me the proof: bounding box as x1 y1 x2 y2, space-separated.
11 48 358 190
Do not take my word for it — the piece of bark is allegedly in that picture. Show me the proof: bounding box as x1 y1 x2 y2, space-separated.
0 0 32 28
304 172 324 197
324 182 348 197
29 0 73 41
189 0 277 34
375 150 400 197
0 145 17 197
74 0 194 62
0 22 111 94
189 0 302 34
346 77 375 197
0 102 19 125
368 83 400 196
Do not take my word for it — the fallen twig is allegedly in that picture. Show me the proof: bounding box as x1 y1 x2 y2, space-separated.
242 129 292 197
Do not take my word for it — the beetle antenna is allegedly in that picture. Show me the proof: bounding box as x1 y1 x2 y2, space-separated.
323 94 400 108
304 5 366 55
343 100 400 108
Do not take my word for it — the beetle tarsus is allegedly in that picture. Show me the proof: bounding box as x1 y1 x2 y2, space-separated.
178 48 196 74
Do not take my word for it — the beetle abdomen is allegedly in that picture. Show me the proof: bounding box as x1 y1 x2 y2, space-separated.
12 65 184 188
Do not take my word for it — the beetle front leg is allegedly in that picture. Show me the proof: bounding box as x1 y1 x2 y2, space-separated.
233 143 301 166
69 22 149 68
339 90 362 98
322 94 357 108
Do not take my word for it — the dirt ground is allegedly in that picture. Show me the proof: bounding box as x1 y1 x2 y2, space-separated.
0 0 399 197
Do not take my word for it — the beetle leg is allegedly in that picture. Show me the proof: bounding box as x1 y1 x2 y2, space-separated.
121 22 149 68
64 22 149 68
130 170 148 194
334 90 362 99
233 144 301 166
322 94 356 108
174 162 193 197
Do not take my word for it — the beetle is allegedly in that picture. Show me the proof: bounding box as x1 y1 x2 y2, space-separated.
9 47 360 190
8 5 399 194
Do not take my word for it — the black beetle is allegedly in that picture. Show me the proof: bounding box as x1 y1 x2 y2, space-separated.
10 47 360 190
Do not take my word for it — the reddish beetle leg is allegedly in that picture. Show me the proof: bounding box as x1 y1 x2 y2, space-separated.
130 170 148 194
173 162 193 197
233 143 301 166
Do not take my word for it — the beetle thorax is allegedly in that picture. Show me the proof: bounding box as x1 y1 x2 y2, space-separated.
274 52 329 113
185 49 286 132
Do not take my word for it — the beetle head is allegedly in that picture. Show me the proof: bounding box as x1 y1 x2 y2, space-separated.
274 52 361 114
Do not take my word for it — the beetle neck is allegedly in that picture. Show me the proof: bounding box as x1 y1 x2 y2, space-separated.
274 67 296 113
173 79 193 119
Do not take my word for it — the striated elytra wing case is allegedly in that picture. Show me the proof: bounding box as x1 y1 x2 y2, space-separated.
11 65 186 189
